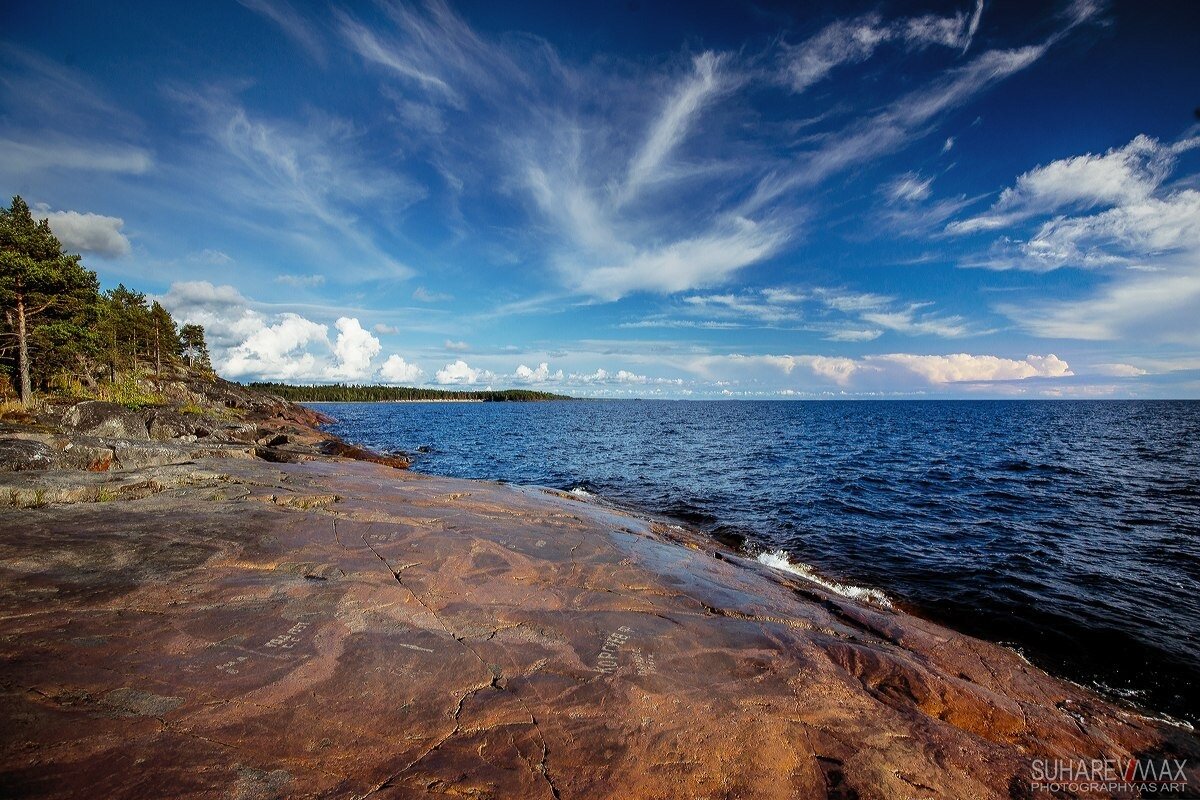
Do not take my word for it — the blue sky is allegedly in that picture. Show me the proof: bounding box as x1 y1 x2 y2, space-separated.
3 0 1198 398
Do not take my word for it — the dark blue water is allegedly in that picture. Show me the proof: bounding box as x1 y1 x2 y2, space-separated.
310 400 1200 723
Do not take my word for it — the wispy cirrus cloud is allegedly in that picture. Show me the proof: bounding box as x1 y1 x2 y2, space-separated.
167 87 422 280
779 1 984 94
236 0 328 65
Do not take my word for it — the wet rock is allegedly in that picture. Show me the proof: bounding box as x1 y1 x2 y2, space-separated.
319 439 410 469
0 438 55 471
61 401 150 441
0 457 1195 798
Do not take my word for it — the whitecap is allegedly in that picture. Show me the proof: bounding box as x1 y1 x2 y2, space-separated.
756 549 893 608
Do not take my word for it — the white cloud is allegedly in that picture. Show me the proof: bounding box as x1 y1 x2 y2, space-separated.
379 354 424 384
223 313 330 381
170 89 420 280
947 133 1200 346
886 173 933 203
567 217 787 300
329 317 381 379
39 207 131 257
513 362 563 384
1093 363 1147 377
824 328 883 342
444 339 470 351
275 273 325 287
949 135 1196 235
413 286 453 302
860 305 970 338
0 137 152 175
373 323 399 335
237 0 327 65
808 356 861 386
1002 272 1200 344
781 1 984 94
869 352 1071 383
679 351 1071 389
160 281 388 382
435 359 494 385
192 249 232 264
621 52 724 203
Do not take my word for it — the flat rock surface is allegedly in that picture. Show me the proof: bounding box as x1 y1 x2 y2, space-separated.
0 458 1196 799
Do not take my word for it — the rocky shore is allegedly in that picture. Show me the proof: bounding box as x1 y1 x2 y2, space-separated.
1 385 1197 798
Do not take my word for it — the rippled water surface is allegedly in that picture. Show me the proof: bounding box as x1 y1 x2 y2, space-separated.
310 400 1200 722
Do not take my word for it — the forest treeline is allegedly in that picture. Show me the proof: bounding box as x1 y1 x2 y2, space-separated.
249 383 573 403
1 196 211 403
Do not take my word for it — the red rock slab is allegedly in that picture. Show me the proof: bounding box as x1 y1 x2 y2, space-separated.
0 458 1196 799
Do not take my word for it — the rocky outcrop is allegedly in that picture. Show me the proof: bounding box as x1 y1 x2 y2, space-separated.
0 438 54 471
0 457 1195 799
60 401 149 440
1 372 401 475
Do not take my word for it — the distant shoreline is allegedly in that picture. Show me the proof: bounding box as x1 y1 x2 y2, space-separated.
307 399 485 404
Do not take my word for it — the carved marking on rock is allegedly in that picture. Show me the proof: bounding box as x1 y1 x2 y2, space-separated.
264 621 310 650
595 625 633 674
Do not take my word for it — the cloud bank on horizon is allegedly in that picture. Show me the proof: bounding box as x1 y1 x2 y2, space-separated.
2 0 1198 398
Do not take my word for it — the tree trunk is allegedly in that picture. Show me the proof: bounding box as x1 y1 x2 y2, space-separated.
16 294 31 404
154 325 161 380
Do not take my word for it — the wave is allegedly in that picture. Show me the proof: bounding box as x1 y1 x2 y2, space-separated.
756 549 893 608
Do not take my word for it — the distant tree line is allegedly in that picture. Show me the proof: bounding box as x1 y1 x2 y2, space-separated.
249 383 574 402
0 196 211 403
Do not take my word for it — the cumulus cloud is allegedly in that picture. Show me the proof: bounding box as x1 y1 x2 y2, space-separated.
869 353 1071 383
223 313 330 380
513 362 563 384
329 317 382 379
373 323 399 334
435 359 494 385
160 280 388 381
39 207 131 257
379 354 424 384
444 339 470 351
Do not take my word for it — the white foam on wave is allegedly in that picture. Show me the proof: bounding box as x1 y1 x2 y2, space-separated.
568 486 594 498
756 549 893 608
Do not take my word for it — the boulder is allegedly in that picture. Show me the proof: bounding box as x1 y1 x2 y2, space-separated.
146 409 202 441
58 440 116 472
0 438 55 471
62 402 150 441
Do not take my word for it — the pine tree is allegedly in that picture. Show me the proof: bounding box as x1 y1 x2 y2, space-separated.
0 196 100 403
179 323 211 371
149 301 178 379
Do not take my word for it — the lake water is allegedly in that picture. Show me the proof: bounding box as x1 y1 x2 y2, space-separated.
309 399 1200 724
